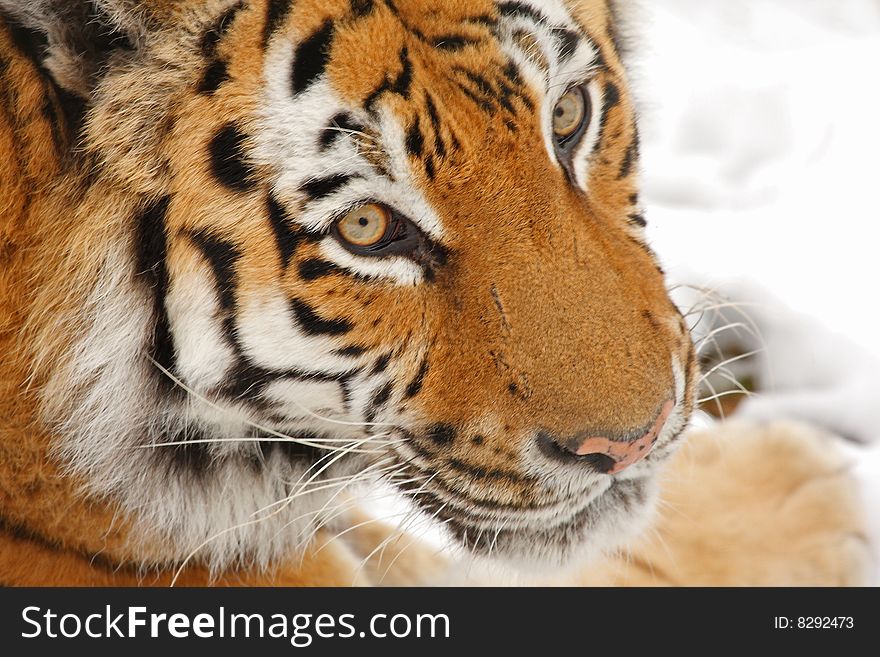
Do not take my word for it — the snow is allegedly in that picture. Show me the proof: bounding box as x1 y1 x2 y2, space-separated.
640 0 880 583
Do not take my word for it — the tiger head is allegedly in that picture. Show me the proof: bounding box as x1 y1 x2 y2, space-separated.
9 0 697 571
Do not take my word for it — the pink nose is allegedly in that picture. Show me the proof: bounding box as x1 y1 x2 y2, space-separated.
574 400 674 475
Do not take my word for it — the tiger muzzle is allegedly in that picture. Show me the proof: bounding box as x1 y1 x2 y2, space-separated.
536 399 675 475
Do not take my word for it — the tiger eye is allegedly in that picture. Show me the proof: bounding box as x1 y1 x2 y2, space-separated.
553 87 587 140
336 203 391 248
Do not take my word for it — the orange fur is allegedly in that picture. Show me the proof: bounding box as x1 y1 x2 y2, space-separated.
0 0 709 585
1 1 864 587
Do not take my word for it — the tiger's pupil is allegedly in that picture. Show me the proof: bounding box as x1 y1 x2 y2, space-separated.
336 203 391 248
553 87 587 140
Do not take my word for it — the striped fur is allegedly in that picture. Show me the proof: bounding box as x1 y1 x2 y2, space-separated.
0 0 697 583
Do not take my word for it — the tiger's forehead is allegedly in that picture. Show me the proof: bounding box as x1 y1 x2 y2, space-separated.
250 0 611 183
264 0 608 109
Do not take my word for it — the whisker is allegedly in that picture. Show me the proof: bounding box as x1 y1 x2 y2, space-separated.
134 437 396 456
694 321 760 351
709 369 755 397
308 472 434 563
376 509 449 585
698 349 763 383
283 395 398 430
267 438 410 546
169 433 399 585
699 377 726 419
697 388 751 405
270 466 418 531
365 501 447 585
148 357 396 448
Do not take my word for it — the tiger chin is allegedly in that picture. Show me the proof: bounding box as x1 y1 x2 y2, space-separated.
0 0 868 587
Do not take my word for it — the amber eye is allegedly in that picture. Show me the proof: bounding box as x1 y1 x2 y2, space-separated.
336 203 391 248
553 86 589 142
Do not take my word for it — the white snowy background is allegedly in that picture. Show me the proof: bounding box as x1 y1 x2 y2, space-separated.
640 0 880 584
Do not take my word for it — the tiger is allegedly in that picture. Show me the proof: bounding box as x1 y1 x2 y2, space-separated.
0 0 870 586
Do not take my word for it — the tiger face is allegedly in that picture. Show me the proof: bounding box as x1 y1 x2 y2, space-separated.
22 0 697 570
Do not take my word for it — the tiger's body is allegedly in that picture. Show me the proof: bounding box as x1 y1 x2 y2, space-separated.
0 0 869 586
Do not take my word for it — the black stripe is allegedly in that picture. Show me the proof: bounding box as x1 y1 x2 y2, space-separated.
197 4 240 98
371 352 393 374
463 14 498 29
628 213 647 228
458 69 494 97
299 257 369 283
405 116 424 157
365 381 393 422
298 258 341 281
0 516 145 578
1 12 49 70
263 0 295 47
289 298 353 336
350 0 375 17
300 173 357 203
454 65 520 115
396 462 545 513
209 123 257 192
501 62 533 110
364 46 413 110
456 82 496 114
618 137 639 179
291 19 334 95
405 358 429 398
160 427 213 478
86 4 134 56
447 458 532 484
427 423 456 445
597 81 621 146
223 361 274 400
603 81 621 113
38 83 67 154
551 27 580 61
433 35 481 51
363 81 387 112
398 471 543 516
267 195 320 266
201 1 244 56
401 436 541 491
338 377 354 414
494 79 518 114
424 93 446 158
255 432 330 467
389 46 413 97
319 112 365 150
227 361 359 401
198 59 230 94
497 1 547 24
134 196 176 385
2 14 86 142
335 345 368 358
188 231 241 312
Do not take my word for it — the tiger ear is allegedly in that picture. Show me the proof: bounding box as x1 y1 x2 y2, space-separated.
0 0 161 98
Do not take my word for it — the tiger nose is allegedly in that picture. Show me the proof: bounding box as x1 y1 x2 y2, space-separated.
537 400 674 475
